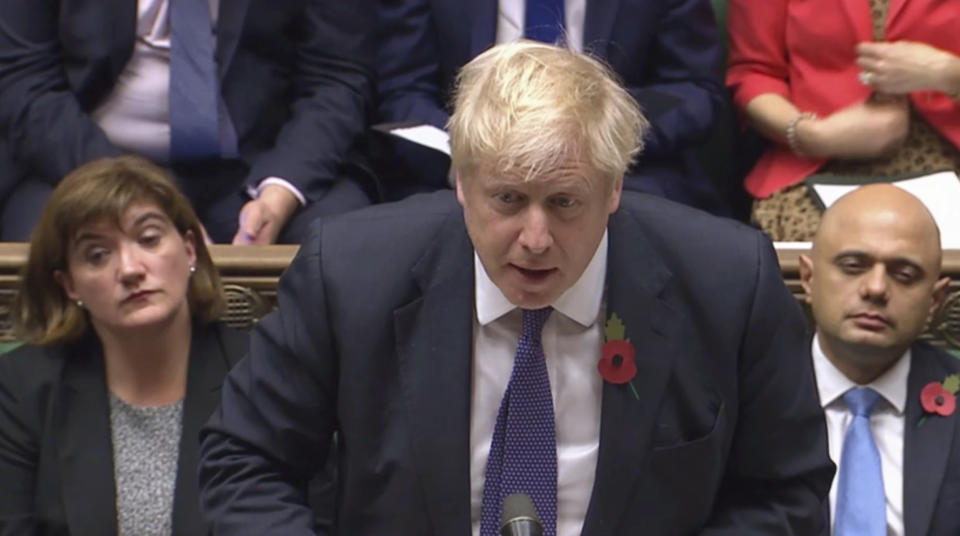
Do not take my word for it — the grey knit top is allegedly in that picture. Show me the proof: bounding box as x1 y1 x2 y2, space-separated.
109 394 184 536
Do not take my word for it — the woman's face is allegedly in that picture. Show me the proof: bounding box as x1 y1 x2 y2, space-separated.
55 202 197 335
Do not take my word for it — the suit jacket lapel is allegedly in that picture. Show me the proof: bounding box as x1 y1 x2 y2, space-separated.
903 343 956 536
469 0 498 57
171 324 232 536
581 210 681 535
58 338 118 536
215 0 252 80
583 0 620 56
60 0 136 100
395 212 475 535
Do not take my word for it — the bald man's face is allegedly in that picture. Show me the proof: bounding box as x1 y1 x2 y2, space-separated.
800 204 948 361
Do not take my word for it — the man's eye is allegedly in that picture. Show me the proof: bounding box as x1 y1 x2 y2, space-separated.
497 192 517 203
893 268 919 283
553 196 577 208
838 260 865 273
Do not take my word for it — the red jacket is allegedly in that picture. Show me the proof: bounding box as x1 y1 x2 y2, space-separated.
726 0 960 198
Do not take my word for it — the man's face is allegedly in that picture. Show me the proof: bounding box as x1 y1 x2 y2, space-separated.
801 207 948 359
456 160 622 309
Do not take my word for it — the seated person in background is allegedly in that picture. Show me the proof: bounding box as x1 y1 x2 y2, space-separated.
0 156 248 534
375 0 730 214
726 0 960 241
800 184 958 535
0 0 374 244
198 41 832 535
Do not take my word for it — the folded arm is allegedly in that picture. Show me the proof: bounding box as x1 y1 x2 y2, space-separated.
625 0 725 158
0 0 120 184
243 0 375 203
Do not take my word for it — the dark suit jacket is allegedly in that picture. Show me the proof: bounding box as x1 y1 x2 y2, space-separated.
817 342 960 536
199 190 834 534
0 0 372 204
0 323 247 536
375 0 726 210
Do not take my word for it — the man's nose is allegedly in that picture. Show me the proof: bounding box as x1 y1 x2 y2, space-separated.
517 206 553 254
859 264 890 303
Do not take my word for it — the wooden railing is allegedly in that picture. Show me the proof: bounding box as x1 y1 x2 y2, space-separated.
0 244 958 351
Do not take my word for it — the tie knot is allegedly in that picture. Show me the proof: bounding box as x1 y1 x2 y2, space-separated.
521 307 553 341
843 387 881 417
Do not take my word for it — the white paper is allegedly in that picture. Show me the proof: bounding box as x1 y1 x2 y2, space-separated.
773 241 814 249
388 124 451 156
810 170 960 249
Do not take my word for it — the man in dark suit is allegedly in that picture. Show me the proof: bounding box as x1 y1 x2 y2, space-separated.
799 184 959 535
0 0 373 243
374 0 728 213
199 41 832 535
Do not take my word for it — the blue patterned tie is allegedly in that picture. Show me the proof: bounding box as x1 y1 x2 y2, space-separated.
525 0 566 45
169 0 222 161
834 387 886 536
481 307 558 536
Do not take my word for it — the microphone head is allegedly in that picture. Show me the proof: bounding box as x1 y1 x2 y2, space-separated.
501 493 543 534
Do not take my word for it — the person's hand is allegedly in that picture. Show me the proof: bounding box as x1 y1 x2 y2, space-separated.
856 41 960 95
796 98 909 159
232 185 300 245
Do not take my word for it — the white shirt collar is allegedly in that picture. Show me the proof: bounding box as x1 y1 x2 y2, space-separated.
811 333 911 415
475 231 607 327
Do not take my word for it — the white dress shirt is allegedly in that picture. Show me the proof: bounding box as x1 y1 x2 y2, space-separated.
497 0 587 52
812 335 909 536
91 0 304 205
470 232 606 536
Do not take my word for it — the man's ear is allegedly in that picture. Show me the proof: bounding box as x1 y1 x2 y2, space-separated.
54 269 79 302
929 276 951 321
455 173 466 207
798 254 814 305
607 176 624 214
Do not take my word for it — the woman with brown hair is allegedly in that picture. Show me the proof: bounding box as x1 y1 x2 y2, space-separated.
0 156 247 535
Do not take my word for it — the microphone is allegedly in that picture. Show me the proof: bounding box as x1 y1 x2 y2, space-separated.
500 493 544 536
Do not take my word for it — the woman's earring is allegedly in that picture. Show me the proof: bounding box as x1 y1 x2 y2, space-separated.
189 265 197 275
76 300 84 308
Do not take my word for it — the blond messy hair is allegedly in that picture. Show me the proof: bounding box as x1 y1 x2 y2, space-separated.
448 40 649 185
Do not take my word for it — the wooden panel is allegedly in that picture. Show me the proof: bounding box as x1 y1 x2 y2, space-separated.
0 244 957 351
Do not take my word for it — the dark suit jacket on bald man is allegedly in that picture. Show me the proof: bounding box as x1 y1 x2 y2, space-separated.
198 191 834 534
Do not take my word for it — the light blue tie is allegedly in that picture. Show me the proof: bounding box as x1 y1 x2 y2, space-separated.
834 387 886 536
169 0 224 161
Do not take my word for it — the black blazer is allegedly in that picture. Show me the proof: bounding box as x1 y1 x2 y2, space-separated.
199 190 834 534
0 323 247 536
0 0 373 203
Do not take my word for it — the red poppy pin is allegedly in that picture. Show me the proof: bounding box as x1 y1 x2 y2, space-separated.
598 313 640 400
918 374 959 427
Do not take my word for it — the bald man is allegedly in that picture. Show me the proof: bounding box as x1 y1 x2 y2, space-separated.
800 184 958 536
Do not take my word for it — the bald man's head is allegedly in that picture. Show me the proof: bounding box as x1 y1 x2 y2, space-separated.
800 184 949 383
813 184 942 267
